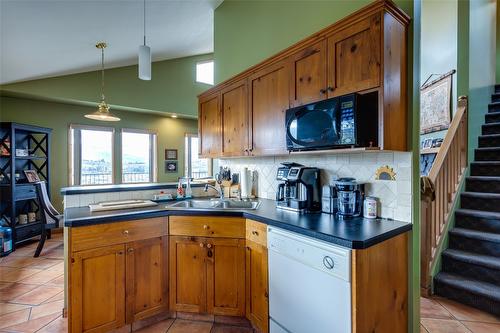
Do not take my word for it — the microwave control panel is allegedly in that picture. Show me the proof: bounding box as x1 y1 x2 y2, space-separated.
339 100 355 145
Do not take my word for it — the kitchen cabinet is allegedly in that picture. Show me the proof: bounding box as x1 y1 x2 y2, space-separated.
70 244 126 333
289 41 327 107
249 61 290 155
221 79 249 156
198 0 409 153
245 240 269 333
327 14 381 97
199 93 221 158
125 237 168 323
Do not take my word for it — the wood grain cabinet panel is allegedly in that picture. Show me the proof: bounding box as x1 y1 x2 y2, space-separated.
169 236 207 314
125 237 168 323
207 238 246 316
199 93 221 158
221 80 249 156
289 41 327 107
327 14 381 97
249 61 290 155
245 240 269 333
70 244 126 333
169 216 245 238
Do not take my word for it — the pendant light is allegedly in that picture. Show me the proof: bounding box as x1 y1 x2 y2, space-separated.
138 0 151 80
85 42 120 122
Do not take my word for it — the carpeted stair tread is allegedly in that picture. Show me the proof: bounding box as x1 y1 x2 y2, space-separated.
471 161 500 176
474 147 500 161
493 92 500 102
485 111 500 123
478 134 500 148
466 176 500 193
449 227 500 243
482 122 500 135
489 102 500 112
456 207 500 220
455 209 500 233
435 272 500 304
443 249 500 271
496 84 500 93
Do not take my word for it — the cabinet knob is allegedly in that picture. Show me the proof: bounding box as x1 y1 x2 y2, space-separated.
207 243 212 249
327 86 334 92
203 224 210 230
127 248 134 253
252 230 259 236
320 88 327 94
200 243 205 248
123 230 129 235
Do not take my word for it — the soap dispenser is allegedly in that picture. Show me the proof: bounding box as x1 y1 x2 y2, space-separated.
185 178 193 199
176 180 185 200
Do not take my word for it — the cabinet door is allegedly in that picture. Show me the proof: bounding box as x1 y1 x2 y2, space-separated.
169 236 207 313
245 240 269 333
126 237 168 323
207 238 246 316
249 61 290 156
289 41 327 107
199 93 221 158
71 245 125 333
327 14 381 96
221 80 249 156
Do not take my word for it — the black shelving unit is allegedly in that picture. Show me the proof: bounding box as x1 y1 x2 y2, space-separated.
0 122 52 249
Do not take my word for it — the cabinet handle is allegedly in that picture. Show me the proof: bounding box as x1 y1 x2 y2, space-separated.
327 86 334 92
123 230 129 235
127 248 134 253
207 249 213 258
206 243 212 249
320 88 327 94
252 230 259 236
264 291 269 298
200 242 205 248
203 224 210 230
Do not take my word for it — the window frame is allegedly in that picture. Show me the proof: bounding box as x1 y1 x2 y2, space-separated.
120 128 158 184
185 133 212 179
195 59 215 85
68 124 115 186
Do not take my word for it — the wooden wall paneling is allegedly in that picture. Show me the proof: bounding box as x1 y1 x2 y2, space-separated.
351 232 408 333
71 244 126 333
169 236 207 314
381 11 408 151
221 79 249 157
125 237 168 323
249 60 291 155
206 238 246 316
289 40 327 107
327 13 381 97
199 93 222 158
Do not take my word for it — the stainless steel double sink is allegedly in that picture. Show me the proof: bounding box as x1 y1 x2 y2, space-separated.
168 198 261 210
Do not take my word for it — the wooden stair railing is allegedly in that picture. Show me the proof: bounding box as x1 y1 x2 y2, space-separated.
420 96 468 295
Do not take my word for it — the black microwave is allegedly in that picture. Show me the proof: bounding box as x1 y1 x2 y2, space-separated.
285 93 378 151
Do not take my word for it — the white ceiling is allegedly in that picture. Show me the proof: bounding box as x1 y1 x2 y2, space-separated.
0 0 222 85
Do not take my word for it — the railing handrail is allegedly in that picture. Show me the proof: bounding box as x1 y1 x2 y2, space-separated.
427 96 468 182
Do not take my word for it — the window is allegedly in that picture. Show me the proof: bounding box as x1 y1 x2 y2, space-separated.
70 125 114 185
196 60 214 85
185 134 210 179
121 129 157 183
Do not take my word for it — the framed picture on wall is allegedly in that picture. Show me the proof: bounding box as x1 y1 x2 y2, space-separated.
165 161 177 173
420 72 454 134
165 149 178 160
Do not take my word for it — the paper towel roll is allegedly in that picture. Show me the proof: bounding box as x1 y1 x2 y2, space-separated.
240 167 249 198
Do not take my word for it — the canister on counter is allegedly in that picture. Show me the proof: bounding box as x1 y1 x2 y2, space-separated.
363 196 378 219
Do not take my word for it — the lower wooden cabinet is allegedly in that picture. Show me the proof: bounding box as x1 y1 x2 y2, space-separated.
245 240 269 333
70 244 126 333
169 236 246 316
126 237 168 323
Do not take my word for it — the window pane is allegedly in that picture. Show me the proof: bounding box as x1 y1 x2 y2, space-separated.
122 132 151 183
80 129 113 185
196 61 214 85
187 136 209 178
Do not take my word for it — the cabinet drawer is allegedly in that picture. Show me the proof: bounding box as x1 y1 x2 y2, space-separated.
70 217 168 252
246 220 267 247
169 216 245 238
15 185 37 201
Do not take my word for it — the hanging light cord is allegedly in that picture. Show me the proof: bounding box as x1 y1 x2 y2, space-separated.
143 0 146 46
100 46 105 101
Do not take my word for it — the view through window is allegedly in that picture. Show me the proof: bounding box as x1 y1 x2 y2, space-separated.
185 135 210 178
122 131 156 183
80 128 113 185
196 60 214 85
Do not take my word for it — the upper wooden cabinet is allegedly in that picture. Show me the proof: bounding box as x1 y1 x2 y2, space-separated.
221 80 249 157
198 0 410 154
327 14 381 97
289 41 327 107
199 93 221 158
249 60 291 155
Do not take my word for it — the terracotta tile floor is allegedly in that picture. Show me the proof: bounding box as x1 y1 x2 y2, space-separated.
421 296 500 333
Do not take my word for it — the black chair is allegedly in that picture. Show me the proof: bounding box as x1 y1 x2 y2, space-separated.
34 181 63 257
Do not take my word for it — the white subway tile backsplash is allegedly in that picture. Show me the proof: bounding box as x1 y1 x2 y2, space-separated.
64 195 79 208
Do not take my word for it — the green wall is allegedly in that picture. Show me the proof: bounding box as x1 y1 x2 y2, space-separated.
497 2 500 83
213 0 418 331
0 96 198 211
1 53 214 118
214 0 412 84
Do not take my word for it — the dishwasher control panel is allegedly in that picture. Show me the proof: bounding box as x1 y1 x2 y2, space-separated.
267 226 351 282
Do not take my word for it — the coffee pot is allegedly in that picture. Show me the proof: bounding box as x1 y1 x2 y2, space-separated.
334 178 364 217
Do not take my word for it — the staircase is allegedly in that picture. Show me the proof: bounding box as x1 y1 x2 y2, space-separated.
434 85 500 316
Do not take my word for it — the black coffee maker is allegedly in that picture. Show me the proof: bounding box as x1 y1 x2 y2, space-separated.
276 163 321 213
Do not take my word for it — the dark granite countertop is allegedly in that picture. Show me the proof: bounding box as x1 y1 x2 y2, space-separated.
64 198 412 249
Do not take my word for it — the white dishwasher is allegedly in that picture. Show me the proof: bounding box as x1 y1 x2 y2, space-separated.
268 226 352 333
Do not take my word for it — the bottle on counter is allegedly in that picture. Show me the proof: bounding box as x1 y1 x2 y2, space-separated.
0 219 13 257
176 180 185 200
363 196 378 219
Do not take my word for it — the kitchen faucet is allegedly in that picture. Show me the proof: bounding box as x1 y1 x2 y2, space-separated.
204 184 224 200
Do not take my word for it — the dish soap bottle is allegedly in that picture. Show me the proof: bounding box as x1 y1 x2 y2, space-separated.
176 180 185 200
185 178 193 199
0 219 13 257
